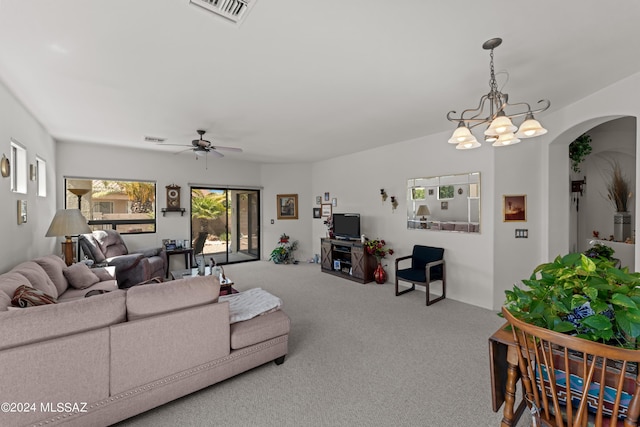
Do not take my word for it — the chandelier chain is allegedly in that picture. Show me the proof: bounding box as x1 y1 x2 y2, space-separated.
489 48 498 95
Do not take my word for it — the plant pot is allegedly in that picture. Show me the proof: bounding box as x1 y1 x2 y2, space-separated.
374 262 386 284
614 211 631 242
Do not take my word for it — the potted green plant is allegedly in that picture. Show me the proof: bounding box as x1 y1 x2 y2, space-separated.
503 253 640 348
583 243 615 261
269 234 298 264
569 133 592 173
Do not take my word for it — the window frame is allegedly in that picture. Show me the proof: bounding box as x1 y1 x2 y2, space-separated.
64 177 157 235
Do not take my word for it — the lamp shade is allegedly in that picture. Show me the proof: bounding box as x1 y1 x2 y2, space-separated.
485 114 517 136
45 209 91 238
416 205 430 216
456 140 482 150
492 132 521 147
448 123 477 144
516 114 548 138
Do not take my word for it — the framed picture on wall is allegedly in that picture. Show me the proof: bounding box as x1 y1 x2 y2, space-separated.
321 203 332 218
277 194 298 220
503 194 526 222
313 207 321 218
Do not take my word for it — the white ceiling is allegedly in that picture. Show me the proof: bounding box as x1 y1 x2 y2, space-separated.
1 0 639 163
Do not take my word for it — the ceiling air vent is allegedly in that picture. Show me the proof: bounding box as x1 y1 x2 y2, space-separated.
144 136 166 143
190 0 256 25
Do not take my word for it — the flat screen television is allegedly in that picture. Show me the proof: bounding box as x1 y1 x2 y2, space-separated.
332 213 361 240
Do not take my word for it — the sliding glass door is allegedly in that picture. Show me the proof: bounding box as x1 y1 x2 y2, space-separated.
191 186 260 265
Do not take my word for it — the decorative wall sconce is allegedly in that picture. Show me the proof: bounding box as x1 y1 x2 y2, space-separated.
0 154 9 178
390 196 398 211
380 189 388 202
29 164 37 181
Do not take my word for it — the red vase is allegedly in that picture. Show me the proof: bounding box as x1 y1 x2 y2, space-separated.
374 262 386 284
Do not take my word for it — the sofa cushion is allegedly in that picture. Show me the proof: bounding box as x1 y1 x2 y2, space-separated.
57 280 118 302
230 309 290 350
0 289 11 311
92 266 115 281
11 284 57 308
126 276 220 321
10 261 59 299
0 289 126 351
34 254 68 296
63 262 100 289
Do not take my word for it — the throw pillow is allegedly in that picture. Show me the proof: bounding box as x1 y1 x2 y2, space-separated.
63 263 100 289
11 285 57 308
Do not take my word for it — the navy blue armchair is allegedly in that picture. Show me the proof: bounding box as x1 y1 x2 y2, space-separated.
394 245 446 305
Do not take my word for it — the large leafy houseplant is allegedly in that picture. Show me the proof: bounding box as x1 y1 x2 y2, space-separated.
503 253 640 348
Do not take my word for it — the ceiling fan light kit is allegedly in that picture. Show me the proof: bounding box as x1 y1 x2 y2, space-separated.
446 37 550 150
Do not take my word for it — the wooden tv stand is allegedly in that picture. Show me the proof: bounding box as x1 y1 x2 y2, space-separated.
320 238 377 283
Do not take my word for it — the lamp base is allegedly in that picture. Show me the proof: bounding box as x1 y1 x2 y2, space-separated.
61 239 75 266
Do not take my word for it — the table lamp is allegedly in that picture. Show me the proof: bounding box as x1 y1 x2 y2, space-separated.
45 209 91 266
416 205 430 229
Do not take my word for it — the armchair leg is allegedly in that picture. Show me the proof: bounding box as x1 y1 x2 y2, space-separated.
395 278 415 296
426 279 446 306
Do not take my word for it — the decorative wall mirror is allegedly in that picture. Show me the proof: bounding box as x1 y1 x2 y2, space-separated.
407 172 481 233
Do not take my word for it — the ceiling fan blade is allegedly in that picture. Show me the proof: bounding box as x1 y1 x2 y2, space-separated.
159 143 192 147
173 147 194 154
212 145 243 152
210 150 224 158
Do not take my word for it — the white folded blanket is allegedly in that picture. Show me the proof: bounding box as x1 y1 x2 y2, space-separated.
218 287 283 324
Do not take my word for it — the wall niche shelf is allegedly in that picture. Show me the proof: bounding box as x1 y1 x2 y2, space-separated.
161 208 186 216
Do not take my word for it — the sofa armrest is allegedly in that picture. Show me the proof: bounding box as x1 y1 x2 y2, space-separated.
139 247 164 258
106 253 145 271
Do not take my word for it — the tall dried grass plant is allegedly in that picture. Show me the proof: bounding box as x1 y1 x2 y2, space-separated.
606 161 632 212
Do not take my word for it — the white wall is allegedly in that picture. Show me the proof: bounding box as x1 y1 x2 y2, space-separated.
311 131 496 310
261 163 313 262
0 80 57 273
56 141 263 272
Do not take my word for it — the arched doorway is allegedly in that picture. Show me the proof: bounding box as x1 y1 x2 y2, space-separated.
547 115 637 270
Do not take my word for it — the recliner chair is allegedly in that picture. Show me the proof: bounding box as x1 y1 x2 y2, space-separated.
394 245 446 305
79 230 167 289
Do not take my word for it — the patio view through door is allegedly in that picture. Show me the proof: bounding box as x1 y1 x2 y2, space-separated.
190 186 260 265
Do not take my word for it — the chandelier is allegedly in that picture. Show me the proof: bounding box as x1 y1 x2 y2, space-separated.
446 38 550 150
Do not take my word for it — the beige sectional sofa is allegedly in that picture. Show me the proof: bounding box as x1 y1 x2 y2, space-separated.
0 257 290 427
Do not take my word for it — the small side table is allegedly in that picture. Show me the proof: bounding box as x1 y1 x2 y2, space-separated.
165 248 194 278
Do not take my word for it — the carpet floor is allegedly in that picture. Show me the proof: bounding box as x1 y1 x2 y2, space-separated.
115 261 525 426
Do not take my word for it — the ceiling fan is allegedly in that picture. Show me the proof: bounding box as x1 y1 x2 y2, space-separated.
163 130 243 158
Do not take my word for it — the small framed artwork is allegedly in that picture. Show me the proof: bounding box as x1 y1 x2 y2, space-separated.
441 201 448 210
316 195 322 205
428 188 434 196
313 207 321 218
321 203 332 218
332 198 337 207
503 194 526 222
324 192 330 201
17 200 27 224
277 194 298 220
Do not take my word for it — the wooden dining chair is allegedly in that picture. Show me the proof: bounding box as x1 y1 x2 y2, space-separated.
502 307 640 427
